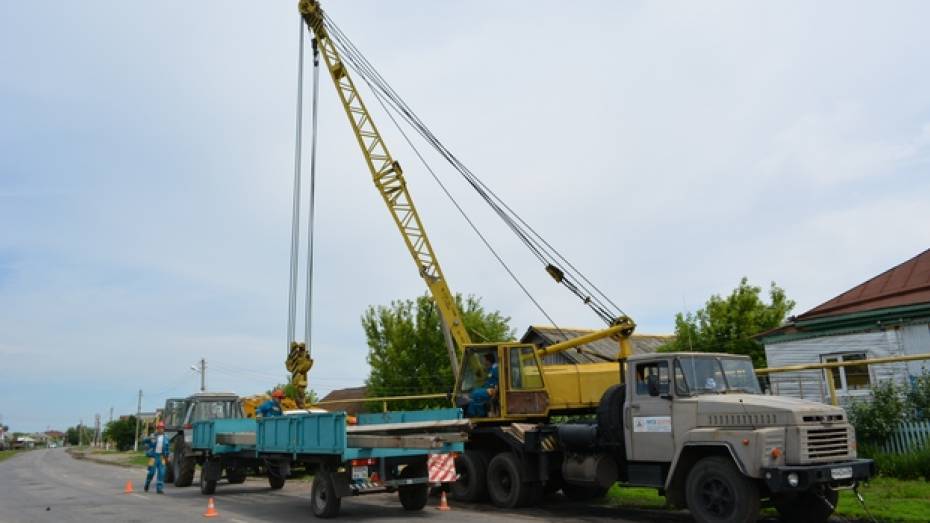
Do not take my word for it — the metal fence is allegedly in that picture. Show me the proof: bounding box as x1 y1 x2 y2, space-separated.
881 421 930 454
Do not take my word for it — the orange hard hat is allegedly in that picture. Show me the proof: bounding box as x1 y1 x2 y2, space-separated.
272 389 286 399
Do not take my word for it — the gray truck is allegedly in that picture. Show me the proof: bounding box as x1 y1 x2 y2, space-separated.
561 352 872 522
452 352 873 523
161 392 244 487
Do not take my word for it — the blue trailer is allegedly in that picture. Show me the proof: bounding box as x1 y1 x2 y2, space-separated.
192 408 467 517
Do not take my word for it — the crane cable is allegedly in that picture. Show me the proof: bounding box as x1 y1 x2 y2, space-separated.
286 16 306 349
321 14 627 326
304 36 320 355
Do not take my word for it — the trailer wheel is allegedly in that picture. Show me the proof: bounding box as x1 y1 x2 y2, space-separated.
451 450 490 502
561 483 608 501
772 487 838 523
487 452 533 508
200 466 217 495
268 465 286 490
398 463 429 511
226 467 247 484
685 456 759 523
164 457 175 484
311 472 341 518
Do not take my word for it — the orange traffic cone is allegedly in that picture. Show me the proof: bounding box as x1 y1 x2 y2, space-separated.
123 480 134 494
203 497 219 518
437 490 451 511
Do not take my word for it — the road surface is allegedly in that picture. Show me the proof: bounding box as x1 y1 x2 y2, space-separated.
0 448 697 522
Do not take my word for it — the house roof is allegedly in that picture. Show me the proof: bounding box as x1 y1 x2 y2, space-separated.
521 325 673 364
799 248 930 320
318 386 369 416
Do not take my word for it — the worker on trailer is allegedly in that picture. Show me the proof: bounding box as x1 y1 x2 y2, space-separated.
143 421 170 493
465 353 499 417
258 389 286 417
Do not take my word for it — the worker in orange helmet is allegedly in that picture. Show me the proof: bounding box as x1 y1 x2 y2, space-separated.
144 420 170 493
258 389 286 417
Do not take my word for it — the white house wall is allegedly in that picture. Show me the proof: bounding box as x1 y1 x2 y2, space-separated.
764 330 909 404
900 323 930 379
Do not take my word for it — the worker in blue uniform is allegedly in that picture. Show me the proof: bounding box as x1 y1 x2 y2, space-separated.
465 353 499 417
258 389 286 417
144 420 170 493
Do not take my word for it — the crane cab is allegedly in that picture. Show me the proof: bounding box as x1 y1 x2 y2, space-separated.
453 344 550 422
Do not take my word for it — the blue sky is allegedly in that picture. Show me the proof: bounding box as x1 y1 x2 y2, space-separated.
2 1 929 433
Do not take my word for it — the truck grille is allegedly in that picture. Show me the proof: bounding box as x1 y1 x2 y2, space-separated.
800 426 850 462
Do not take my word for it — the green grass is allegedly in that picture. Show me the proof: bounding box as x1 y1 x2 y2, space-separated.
126 452 149 467
0 449 26 463
603 477 930 522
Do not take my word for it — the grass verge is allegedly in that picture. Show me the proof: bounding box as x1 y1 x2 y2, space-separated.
0 449 26 463
603 477 930 522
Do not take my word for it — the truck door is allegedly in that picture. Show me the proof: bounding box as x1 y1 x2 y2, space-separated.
628 360 674 461
502 345 549 417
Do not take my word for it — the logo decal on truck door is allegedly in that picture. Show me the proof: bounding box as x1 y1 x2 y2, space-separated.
633 416 672 433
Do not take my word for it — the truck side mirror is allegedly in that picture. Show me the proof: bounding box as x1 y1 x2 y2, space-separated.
647 374 660 397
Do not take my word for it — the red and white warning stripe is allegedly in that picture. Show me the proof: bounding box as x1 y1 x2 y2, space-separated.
427 453 457 483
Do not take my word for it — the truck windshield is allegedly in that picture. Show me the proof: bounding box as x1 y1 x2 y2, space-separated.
675 357 761 395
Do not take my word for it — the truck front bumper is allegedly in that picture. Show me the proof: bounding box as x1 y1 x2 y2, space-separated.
761 459 873 493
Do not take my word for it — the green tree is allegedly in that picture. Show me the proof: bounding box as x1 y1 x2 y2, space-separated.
363 293 513 411
906 370 930 421
658 277 795 367
64 425 95 446
848 381 906 443
102 416 137 451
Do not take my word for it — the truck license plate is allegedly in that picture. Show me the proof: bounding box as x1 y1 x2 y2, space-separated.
831 466 853 480
352 466 369 481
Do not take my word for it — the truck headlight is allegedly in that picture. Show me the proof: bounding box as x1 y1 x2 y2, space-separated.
787 472 799 488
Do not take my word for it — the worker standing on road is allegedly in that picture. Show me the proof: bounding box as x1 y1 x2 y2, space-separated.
258 389 286 417
143 421 170 493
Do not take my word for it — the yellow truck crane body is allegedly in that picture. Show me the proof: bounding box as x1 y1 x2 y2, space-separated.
299 0 634 420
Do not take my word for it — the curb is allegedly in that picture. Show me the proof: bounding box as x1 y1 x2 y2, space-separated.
67 448 145 469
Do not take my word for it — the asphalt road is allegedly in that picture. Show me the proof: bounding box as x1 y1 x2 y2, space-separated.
0 448 695 523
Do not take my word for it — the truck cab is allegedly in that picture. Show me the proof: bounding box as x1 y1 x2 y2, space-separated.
577 352 874 523
162 392 243 487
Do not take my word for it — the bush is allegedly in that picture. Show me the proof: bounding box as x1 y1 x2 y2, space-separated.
906 370 930 421
847 381 906 443
103 416 137 451
860 443 930 481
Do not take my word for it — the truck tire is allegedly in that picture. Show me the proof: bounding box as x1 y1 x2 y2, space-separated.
561 483 608 501
772 487 838 523
267 465 286 490
311 472 341 518
451 450 490 502
486 452 533 508
200 466 217 495
398 463 429 511
596 384 627 460
164 457 175 484
172 444 196 488
226 467 247 484
685 456 759 523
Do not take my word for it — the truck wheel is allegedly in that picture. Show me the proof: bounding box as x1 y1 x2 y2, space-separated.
398 463 429 511
172 445 196 488
773 487 838 523
596 384 627 460
561 483 608 501
226 467 247 484
487 452 533 508
164 457 175 484
451 450 490 501
685 456 759 523
311 472 342 518
268 465 286 490
200 466 217 495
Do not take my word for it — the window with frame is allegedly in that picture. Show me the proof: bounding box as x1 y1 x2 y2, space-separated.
635 361 670 396
822 352 872 392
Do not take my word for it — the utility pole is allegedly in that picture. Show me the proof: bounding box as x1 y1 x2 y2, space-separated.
133 389 142 452
78 419 84 447
200 358 206 392
94 414 101 448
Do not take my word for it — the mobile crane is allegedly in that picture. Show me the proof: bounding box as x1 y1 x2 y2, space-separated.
297 3 872 521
